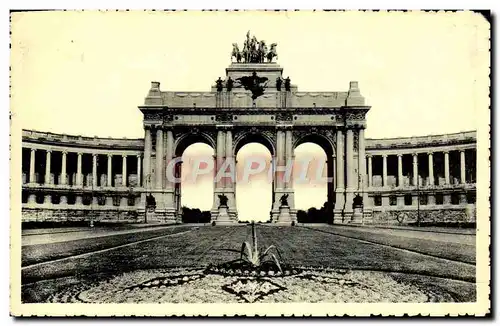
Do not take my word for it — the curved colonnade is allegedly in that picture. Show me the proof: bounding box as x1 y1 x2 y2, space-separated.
21 129 476 225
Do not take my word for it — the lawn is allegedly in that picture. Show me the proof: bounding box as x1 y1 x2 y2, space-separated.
302 225 476 264
22 224 475 285
22 225 194 266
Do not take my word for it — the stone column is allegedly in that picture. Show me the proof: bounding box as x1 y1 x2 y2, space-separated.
143 127 152 188
155 128 164 189
412 153 418 186
428 152 434 186
216 129 225 189
358 128 366 190
226 128 233 188
92 154 98 188
382 154 388 187
165 129 174 190
276 129 285 190
346 129 354 189
29 148 36 183
345 129 354 215
122 155 127 187
225 128 236 218
76 152 83 186
460 150 466 184
61 151 67 185
44 150 52 185
136 155 141 187
332 157 337 190
444 151 450 184
367 155 372 187
334 129 345 219
107 154 113 187
285 129 293 189
397 154 403 187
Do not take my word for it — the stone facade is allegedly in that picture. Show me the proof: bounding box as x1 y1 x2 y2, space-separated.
20 63 477 225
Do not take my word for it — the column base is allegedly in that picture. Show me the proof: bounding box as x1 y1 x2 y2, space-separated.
145 190 177 223
142 210 177 224
351 208 363 224
273 205 296 225
271 188 295 222
211 205 237 225
212 188 238 222
333 209 344 224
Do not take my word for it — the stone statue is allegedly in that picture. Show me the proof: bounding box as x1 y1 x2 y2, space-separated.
236 71 269 100
146 194 156 210
218 194 228 207
216 77 223 92
231 43 242 63
280 194 289 207
284 76 291 91
226 77 233 92
267 43 278 63
276 77 282 91
353 194 363 208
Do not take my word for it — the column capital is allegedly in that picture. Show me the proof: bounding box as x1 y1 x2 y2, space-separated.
136 154 142 158
412 152 418 157
354 124 367 130
61 150 68 155
92 153 98 157
30 148 37 153
107 153 113 158
276 124 293 131
77 151 83 156
427 151 434 156
122 154 128 158
381 153 388 158
459 149 466 153
396 153 403 157
443 150 449 155
366 154 372 158
216 124 233 131
46 149 52 154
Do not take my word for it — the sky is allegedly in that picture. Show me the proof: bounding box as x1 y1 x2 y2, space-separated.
11 11 490 220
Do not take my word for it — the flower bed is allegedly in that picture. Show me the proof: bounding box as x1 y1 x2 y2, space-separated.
46 266 457 303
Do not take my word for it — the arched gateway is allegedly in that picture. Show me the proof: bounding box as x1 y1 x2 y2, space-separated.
20 34 477 226
139 42 371 225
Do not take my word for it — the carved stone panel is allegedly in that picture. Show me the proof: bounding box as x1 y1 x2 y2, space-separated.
216 112 232 122
276 112 293 122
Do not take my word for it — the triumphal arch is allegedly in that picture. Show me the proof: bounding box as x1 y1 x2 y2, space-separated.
138 33 371 225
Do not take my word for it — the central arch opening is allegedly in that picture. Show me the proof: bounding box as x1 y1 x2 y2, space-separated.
236 143 272 222
234 133 275 222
